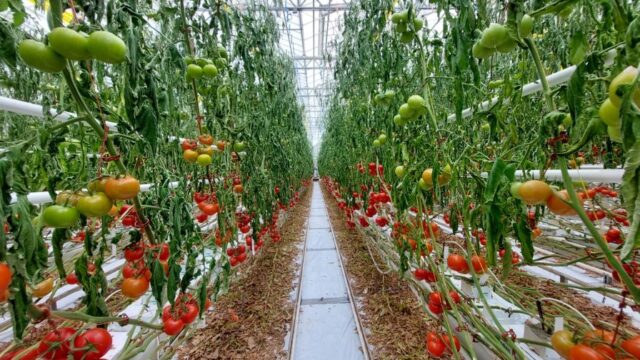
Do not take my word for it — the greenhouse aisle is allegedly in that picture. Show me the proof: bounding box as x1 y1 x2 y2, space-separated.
290 182 368 360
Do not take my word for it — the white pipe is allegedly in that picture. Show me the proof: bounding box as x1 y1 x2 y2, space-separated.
0 96 118 130
446 66 577 121
514 168 623 184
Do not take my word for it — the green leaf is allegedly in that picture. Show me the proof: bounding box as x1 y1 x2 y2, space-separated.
151 259 165 305
514 218 534 264
569 31 588 65
483 158 506 202
620 140 640 259
500 242 513 280
566 63 585 120
8 274 30 340
51 229 68 278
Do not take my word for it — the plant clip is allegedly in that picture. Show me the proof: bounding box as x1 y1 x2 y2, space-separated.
117 314 130 326
101 153 121 162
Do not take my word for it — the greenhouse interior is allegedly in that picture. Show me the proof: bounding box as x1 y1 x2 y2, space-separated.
1 0 640 359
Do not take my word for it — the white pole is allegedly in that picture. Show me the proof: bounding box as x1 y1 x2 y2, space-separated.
0 96 118 130
446 66 577 121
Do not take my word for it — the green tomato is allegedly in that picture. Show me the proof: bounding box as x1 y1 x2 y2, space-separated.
378 134 387 144
407 95 425 110
608 125 623 143
203 64 219 77
496 37 517 53
481 122 491 131
48 27 91 60
384 90 395 99
373 139 381 147
472 42 494 59
233 141 246 152
510 182 523 198
479 23 508 49
184 56 194 65
413 18 423 31
394 165 406 178
519 14 534 38
197 154 212 166
391 10 408 24
43 205 80 228
599 99 620 127
217 45 228 59
196 58 212 67
418 178 432 191
87 31 127 64
76 192 113 217
18 40 65 73
608 66 640 108
562 114 573 128
399 32 415 44
557 5 573 19
398 103 416 119
186 64 203 80
393 114 406 126
395 22 407 33
214 58 227 69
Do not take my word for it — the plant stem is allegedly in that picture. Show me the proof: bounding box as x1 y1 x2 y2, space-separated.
558 157 640 303
525 38 555 111
51 310 164 330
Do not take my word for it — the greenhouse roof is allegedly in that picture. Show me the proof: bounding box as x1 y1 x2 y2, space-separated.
232 0 441 157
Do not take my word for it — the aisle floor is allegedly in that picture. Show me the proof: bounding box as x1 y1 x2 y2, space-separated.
292 183 366 360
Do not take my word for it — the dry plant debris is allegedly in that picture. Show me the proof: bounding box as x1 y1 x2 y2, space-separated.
322 186 436 360
177 188 311 360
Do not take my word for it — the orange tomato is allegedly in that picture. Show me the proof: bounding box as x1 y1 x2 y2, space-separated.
198 134 214 145
32 277 54 297
519 180 552 205
547 190 582 216
105 176 141 201
121 277 149 299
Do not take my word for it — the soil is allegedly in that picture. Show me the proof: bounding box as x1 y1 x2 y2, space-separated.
176 186 311 360
321 185 436 360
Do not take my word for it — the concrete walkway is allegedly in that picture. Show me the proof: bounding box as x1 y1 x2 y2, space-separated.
290 182 368 360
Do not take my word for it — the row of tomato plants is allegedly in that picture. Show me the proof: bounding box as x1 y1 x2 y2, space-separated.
0 0 312 358
319 0 640 359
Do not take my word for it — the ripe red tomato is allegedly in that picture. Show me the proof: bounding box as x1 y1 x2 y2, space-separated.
621 335 640 359
428 301 443 315
163 317 185 336
0 348 39 360
428 292 443 307
0 263 11 294
181 139 197 151
198 134 214 145
72 328 112 360
124 243 144 262
447 254 469 274
448 290 461 304
198 202 219 215
426 332 446 357
471 255 488 274
38 327 76 359
582 329 615 360
121 277 149 299
181 303 199 324
196 212 209 223
567 344 605 360
66 272 79 285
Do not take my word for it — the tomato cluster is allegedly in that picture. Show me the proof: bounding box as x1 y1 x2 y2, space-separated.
389 8 423 44
226 245 247 267
162 294 201 336
42 176 140 230
119 242 169 300
413 268 437 283
19 327 113 360
552 328 640 360
427 290 462 315
181 136 219 166
425 332 461 357
18 28 127 73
